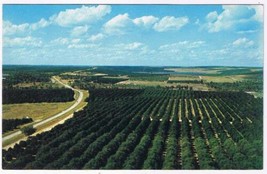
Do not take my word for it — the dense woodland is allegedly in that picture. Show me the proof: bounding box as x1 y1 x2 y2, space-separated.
3 88 263 169
3 118 33 133
129 74 169 81
207 80 263 92
3 72 51 89
3 65 90 89
3 88 74 104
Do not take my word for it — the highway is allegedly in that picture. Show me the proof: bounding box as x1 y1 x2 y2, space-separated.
2 76 84 145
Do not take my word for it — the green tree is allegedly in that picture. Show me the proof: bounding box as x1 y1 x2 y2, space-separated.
21 126 36 136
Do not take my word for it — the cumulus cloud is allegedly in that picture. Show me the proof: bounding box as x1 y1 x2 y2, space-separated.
206 11 218 22
103 14 189 34
70 25 89 37
205 5 262 33
71 39 81 44
133 16 159 28
232 37 254 48
159 40 205 50
3 21 30 35
50 37 69 45
249 5 263 22
4 36 42 47
88 33 105 42
122 42 144 50
30 18 50 30
114 42 145 52
4 5 111 36
103 13 134 34
68 43 99 49
51 5 111 27
153 16 189 32
3 19 50 36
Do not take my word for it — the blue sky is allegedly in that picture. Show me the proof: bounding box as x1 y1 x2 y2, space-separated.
3 4 263 66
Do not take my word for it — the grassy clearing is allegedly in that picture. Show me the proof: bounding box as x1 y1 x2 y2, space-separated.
117 80 211 91
103 75 129 79
117 80 167 86
3 89 89 148
2 101 75 121
165 68 219 74
168 75 200 81
201 76 235 83
201 75 250 83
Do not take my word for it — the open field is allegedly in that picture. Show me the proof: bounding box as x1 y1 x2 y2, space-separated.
201 76 236 83
165 68 220 74
169 75 200 81
2 102 75 121
2 89 89 148
201 75 256 83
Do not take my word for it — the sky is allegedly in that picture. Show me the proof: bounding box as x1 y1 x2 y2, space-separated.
2 4 264 66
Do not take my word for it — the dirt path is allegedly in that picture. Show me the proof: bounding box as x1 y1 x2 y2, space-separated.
2 76 84 148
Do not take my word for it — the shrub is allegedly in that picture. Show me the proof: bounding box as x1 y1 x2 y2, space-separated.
21 126 36 136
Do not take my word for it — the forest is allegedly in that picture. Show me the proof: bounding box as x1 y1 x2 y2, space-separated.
3 118 33 133
207 80 263 92
3 88 74 104
2 88 263 169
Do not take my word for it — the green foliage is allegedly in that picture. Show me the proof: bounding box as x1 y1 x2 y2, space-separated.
129 74 169 81
21 126 36 136
3 87 263 170
3 88 74 104
3 118 33 133
208 80 263 92
167 80 203 84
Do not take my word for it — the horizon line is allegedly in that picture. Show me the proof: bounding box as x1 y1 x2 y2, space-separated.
2 64 263 68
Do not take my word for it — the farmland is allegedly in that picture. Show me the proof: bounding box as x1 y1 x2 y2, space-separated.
2 88 263 169
2 65 263 170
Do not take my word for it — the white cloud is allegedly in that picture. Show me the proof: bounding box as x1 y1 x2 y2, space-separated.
206 11 218 22
3 21 30 35
51 5 111 27
30 18 50 30
50 38 80 46
249 5 263 22
68 43 99 49
232 37 254 48
70 25 89 37
88 33 105 42
71 39 81 44
3 19 50 36
104 13 133 34
114 42 146 52
205 5 262 33
50 37 69 45
122 42 144 50
236 30 258 34
133 16 159 28
159 40 205 50
103 14 188 34
153 16 189 32
4 36 42 47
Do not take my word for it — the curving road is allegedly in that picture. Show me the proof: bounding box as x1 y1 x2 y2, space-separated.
2 76 84 144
